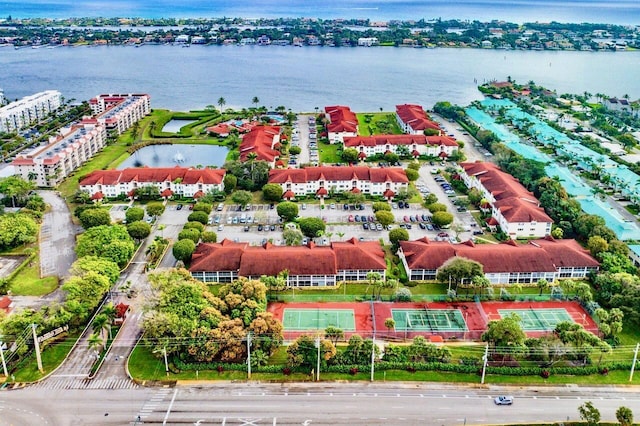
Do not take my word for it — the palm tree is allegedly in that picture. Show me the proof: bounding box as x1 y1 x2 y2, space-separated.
88 333 103 359
252 96 260 108
217 97 226 111
92 313 111 346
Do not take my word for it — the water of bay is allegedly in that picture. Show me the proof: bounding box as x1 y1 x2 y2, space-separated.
1 45 637 111
2 0 640 24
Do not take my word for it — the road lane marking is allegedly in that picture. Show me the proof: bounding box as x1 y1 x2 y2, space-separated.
162 388 178 426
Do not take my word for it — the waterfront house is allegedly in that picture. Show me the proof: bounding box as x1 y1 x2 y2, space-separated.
239 125 282 167
88 93 151 135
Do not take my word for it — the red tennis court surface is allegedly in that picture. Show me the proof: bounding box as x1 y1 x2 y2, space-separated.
268 300 598 341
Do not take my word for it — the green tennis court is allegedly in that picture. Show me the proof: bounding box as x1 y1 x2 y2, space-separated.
392 308 467 332
498 308 574 331
283 308 356 331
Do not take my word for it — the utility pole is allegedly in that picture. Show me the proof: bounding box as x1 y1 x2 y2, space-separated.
370 338 376 382
0 339 7 377
630 343 640 382
316 336 321 382
32 324 43 373
247 332 252 380
163 347 169 377
481 343 489 384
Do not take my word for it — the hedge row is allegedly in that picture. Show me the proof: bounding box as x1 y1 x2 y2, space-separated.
173 359 634 376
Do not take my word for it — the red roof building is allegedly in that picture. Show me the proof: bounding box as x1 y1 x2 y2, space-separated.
239 125 281 166
344 134 458 159
325 106 359 143
459 162 553 239
79 166 225 199
12 121 107 188
398 237 599 284
190 237 387 286
268 165 409 198
0 296 14 315
395 104 441 134
88 93 151 135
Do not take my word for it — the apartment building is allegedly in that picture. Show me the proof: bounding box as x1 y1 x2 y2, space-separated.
79 166 226 199
88 93 151 135
268 165 409 199
344 134 458 159
399 237 599 284
459 162 552 238
12 121 106 187
0 90 62 133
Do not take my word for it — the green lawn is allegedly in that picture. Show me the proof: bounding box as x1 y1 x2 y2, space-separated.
356 112 403 136
127 341 640 385
319 142 342 164
9 333 80 383
9 252 58 296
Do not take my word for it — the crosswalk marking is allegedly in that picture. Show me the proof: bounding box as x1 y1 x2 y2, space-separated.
29 377 138 390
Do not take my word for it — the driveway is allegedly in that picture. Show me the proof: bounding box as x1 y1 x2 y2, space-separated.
430 113 487 162
38 190 80 280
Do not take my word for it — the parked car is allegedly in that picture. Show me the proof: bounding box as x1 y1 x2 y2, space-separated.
270 224 276 231
355 215 360 222
376 223 383 231
348 214 354 222
176 204 183 210
363 222 369 230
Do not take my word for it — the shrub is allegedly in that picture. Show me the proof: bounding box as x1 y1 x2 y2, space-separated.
540 369 550 379
600 367 609 375
349 367 359 376
217 365 224 373
394 287 412 302
282 367 292 376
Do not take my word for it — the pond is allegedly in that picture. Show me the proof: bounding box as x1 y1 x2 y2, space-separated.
161 119 197 133
118 144 229 169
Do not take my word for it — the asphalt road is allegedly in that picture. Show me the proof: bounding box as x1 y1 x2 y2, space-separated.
2 383 640 426
38 190 79 280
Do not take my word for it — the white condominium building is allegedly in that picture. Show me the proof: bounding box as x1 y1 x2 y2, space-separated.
12 121 106 187
0 90 62 133
88 93 151 134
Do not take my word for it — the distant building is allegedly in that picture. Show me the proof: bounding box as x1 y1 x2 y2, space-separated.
357 37 379 47
190 238 387 286
325 105 359 143
0 90 62 133
12 121 106 187
268 165 409 200
458 162 552 239
88 93 151 135
399 237 599 284
79 166 226 200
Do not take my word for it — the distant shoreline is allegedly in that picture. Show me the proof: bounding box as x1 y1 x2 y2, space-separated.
2 16 639 52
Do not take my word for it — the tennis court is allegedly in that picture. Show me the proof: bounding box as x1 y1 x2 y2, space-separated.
497 308 574 331
392 308 468 332
282 308 356 331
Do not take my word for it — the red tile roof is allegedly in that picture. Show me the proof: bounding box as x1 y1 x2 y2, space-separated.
91 191 104 200
400 237 598 273
283 190 296 199
269 166 408 184
395 104 440 132
0 296 13 310
344 134 458 148
239 125 281 162
79 166 225 186
460 162 552 223
161 188 173 197
325 106 358 133
190 238 386 277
